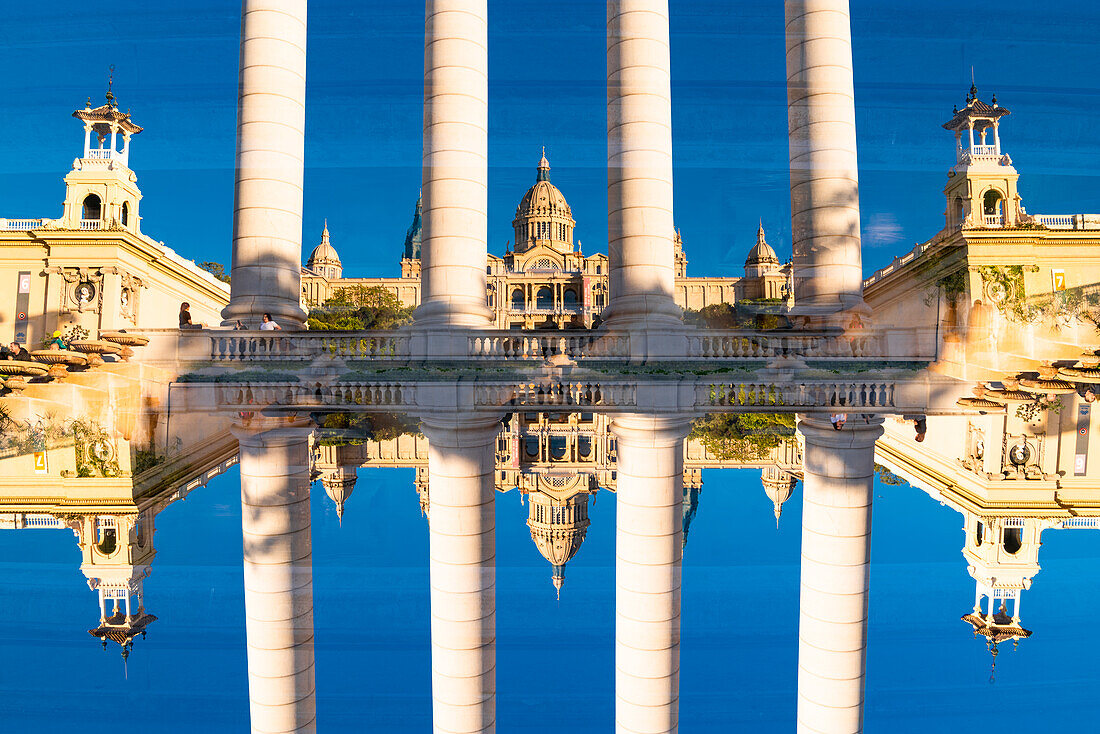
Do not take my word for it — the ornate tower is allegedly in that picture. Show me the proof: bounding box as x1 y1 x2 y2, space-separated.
943 86 1021 229
77 511 158 658
305 221 342 280
959 512 1039 643
526 483 591 598
511 151 577 258
62 88 144 233
401 194 422 279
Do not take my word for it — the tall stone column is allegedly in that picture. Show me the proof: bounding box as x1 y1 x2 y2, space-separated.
223 0 309 329
420 414 500 734
611 414 692 734
415 0 493 330
785 0 868 324
234 419 317 734
795 414 882 734
604 0 683 331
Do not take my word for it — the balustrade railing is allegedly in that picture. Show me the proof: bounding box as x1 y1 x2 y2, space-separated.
982 214 1004 228
697 380 895 410
1034 214 1075 229
217 381 412 408
971 144 997 157
79 219 103 230
85 148 116 160
476 381 636 408
2 219 44 230
686 331 884 360
209 331 409 361
469 332 629 360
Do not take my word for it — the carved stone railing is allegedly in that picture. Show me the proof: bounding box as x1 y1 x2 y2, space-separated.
685 331 886 360
697 380 895 411
209 331 410 361
475 381 637 408
468 332 629 361
216 381 413 409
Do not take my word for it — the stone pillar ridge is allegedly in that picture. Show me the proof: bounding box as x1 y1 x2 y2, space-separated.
223 0 309 329
421 414 501 734
415 0 494 329
604 0 683 329
785 0 867 321
795 413 882 734
235 421 317 734
611 413 693 734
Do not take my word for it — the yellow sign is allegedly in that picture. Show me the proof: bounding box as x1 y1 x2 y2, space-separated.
1052 269 1067 292
33 451 48 474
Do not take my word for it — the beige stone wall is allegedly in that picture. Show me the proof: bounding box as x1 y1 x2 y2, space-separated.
0 231 228 346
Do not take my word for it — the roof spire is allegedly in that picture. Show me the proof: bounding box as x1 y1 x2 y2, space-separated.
757 219 766 244
322 218 330 244
106 64 116 108
551 563 565 600
537 147 551 182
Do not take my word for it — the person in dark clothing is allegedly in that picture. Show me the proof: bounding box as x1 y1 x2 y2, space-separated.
7 342 31 361
179 302 193 328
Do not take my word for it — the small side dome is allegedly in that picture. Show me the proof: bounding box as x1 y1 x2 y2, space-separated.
745 220 780 267
307 220 342 278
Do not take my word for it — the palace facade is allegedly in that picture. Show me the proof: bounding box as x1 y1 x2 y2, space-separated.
0 95 229 346
301 153 790 328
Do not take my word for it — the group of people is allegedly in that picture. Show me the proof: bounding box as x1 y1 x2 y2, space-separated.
179 303 280 331
1 342 31 361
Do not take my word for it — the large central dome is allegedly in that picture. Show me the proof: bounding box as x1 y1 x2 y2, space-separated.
512 151 576 254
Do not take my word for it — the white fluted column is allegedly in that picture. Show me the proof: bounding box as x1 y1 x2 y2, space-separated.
604 0 682 330
235 419 317 734
415 0 493 329
611 414 692 734
420 414 500 734
223 0 308 329
785 0 867 323
795 414 882 734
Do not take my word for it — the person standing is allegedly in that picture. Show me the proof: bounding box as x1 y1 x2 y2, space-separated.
260 313 281 331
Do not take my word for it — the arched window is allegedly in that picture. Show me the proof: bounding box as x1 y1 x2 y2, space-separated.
563 289 578 308
511 289 525 310
535 287 553 310
954 197 964 226
524 437 539 458
82 194 102 221
1003 526 1023 555
550 436 567 460
121 201 130 227
974 520 984 547
983 190 1004 225
577 435 592 458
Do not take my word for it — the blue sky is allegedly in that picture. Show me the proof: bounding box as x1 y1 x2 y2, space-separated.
1 464 1097 731
2 1 1098 280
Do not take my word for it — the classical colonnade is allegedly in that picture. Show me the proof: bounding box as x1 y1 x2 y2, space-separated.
225 2 878 733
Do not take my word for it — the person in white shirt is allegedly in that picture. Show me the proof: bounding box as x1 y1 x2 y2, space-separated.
260 313 281 331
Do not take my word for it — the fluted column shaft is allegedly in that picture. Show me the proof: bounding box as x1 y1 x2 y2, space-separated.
223 0 309 329
416 0 493 328
604 0 682 329
235 421 317 734
611 414 692 734
421 415 500 734
795 414 882 734
785 0 866 319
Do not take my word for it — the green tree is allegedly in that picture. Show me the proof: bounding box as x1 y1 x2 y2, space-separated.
198 261 231 283
307 285 413 331
689 413 796 461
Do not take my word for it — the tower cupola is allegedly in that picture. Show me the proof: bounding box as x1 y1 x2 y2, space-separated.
512 150 576 256
62 77 144 232
942 87 1022 230
526 487 591 599
306 221 342 280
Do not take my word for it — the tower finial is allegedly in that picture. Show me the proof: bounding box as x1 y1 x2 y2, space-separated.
106 64 116 107
537 147 551 182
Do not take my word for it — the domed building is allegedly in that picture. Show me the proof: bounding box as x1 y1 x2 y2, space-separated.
300 149 793 326
320 465 357 524
526 483 591 599
761 465 798 527
305 221 342 280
